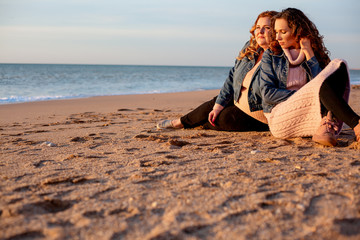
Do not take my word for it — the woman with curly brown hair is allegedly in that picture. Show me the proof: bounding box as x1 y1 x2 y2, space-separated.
157 10 277 131
258 8 360 146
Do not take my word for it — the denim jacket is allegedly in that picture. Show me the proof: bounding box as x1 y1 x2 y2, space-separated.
258 49 322 113
215 41 264 112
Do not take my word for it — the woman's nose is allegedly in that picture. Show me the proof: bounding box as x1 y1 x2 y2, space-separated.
276 33 281 40
260 27 265 34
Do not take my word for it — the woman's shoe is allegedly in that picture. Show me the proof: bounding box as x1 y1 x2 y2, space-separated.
157 120 175 129
312 112 338 147
354 119 360 142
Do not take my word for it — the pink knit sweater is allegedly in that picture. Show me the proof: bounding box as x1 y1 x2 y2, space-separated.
265 59 350 138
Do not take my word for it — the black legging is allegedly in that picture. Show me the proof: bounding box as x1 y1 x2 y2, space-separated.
180 96 269 131
319 62 360 128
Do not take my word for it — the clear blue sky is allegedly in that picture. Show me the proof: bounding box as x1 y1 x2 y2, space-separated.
1 0 359 68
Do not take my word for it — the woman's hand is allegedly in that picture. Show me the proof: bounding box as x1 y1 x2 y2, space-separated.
300 38 315 60
208 104 224 127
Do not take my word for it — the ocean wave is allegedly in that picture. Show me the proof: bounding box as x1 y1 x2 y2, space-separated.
0 89 209 104
0 95 89 104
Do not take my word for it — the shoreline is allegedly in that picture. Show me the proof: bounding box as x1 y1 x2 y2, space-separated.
0 89 220 106
1 83 360 107
0 89 220 124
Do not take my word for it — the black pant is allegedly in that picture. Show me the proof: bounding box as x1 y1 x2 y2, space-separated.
320 62 360 128
180 96 269 131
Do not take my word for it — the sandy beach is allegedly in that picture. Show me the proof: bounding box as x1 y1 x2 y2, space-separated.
1 87 360 240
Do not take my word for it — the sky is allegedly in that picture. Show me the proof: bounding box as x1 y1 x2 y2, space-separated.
0 0 359 68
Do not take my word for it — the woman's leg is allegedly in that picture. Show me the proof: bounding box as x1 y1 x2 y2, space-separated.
320 63 360 128
202 105 269 131
180 95 268 131
180 96 218 128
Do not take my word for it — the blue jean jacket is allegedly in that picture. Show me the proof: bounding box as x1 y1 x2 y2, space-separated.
215 41 263 112
258 49 322 113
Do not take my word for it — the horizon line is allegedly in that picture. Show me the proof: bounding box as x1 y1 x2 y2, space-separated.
0 62 232 68
1 62 360 71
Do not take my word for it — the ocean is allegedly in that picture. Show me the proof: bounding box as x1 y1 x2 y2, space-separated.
1 63 360 105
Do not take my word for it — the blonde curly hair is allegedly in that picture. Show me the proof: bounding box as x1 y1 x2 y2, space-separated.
237 10 278 61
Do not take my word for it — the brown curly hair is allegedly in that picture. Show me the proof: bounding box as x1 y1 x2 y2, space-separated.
237 10 278 61
269 8 330 69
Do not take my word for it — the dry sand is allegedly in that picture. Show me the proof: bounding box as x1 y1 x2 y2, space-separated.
1 87 360 240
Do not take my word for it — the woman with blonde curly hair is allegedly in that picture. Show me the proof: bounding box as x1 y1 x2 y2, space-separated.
157 10 277 131
259 8 360 146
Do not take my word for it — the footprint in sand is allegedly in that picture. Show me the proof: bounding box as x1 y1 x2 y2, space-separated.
304 193 353 223
181 224 212 236
5 231 45 240
350 160 360 166
167 139 191 147
125 147 140 152
70 136 88 142
333 218 360 236
33 159 55 168
8 197 23 204
83 210 104 219
118 108 133 112
220 194 246 207
222 209 258 223
164 155 184 159
13 185 36 192
16 199 75 216
139 159 173 168
40 175 98 186
265 191 297 200
90 187 117 199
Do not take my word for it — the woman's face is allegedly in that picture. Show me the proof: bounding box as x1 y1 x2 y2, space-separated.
274 18 299 49
254 17 271 50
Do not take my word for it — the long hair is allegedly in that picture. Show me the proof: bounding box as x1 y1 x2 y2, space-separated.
269 8 330 69
237 10 278 61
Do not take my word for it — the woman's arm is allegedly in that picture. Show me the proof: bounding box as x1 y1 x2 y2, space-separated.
208 103 224 127
215 41 250 107
301 38 322 78
300 38 314 61
215 62 236 107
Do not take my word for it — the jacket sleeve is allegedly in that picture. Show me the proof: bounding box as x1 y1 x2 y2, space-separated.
259 50 296 110
215 61 236 106
215 41 250 107
306 56 322 79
